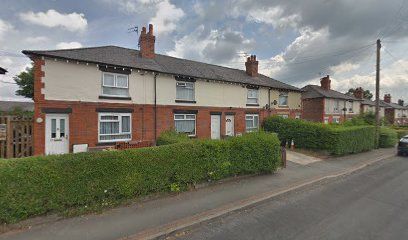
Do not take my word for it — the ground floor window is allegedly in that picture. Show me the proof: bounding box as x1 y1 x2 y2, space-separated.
333 117 340 124
245 114 259 132
98 113 131 142
174 114 196 136
324 117 329 124
278 114 289 119
295 114 301 119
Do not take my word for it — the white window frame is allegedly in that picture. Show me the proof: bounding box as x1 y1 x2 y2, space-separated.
174 114 196 136
176 81 195 101
247 88 259 105
333 100 341 113
333 116 340 124
102 72 129 97
245 114 259 132
348 101 354 113
98 112 132 143
324 117 329 124
278 114 289 119
278 92 289 107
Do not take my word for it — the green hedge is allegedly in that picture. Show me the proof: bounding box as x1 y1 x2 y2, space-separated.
0 132 280 224
263 116 376 155
379 127 398 148
156 130 191 146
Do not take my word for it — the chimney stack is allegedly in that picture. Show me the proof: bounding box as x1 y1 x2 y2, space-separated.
245 55 258 77
320 75 331 90
354 87 364 99
139 24 156 59
398 99 404 106
384 94 391 103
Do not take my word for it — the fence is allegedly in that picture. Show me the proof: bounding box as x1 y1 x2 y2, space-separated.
0 116 33 159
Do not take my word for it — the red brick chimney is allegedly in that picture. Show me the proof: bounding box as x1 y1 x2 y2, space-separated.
384 94 391 103
320 75 331 90
245 55 258 77
139 24 155 59
354 87 364 99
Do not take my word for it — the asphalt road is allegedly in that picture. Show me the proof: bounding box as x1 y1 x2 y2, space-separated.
164 156 408 240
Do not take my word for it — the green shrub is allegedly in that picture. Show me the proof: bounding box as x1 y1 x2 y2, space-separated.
0 132 280 224
392 127 408 139
156 130 190 146
378 127 398 148
263 116 375 155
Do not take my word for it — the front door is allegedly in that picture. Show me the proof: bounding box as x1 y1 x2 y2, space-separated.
45 114 69 155
211 114 221 139
225 115 235 136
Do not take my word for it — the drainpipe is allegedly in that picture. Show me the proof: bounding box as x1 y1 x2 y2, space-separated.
268 88 271 116
154 73 158 145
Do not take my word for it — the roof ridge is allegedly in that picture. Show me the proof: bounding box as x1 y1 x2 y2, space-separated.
22 45 119 53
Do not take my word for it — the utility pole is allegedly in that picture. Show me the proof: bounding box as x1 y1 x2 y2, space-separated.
375 39 381 148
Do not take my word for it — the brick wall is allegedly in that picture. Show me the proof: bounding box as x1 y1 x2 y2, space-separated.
34 100 301 155
302 98 324 122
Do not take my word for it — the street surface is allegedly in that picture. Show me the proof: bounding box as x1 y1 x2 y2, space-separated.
164 156 408 240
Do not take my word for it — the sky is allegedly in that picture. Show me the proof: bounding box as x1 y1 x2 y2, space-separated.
0 0 407 103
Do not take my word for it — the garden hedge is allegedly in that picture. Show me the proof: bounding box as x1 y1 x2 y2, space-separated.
263 116 376 155
156 130 191 146
379 127 398 148
0 132 281 224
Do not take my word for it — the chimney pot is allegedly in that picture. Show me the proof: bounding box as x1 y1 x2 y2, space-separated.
245 54 258 77
139 24 156 59
398 99 404 106
384 94 391 103
320 75 331 90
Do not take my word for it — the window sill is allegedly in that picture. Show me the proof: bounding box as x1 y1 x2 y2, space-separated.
278 105 289 108
246 103 259 107
99 95 131 100
175 100 196 104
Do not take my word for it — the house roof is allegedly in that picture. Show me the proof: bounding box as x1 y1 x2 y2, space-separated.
22 46 301 92
380 100 408 110
301 85 361 101
0 101 34 112
361 99 389 107
0 67 7 74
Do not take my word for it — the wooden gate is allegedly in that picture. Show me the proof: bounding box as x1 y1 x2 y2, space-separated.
0 116 33 159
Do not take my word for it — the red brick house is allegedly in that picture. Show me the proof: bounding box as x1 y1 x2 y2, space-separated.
23 24 302 155
381 94 408 125
301 75 361 123
353 87 387 118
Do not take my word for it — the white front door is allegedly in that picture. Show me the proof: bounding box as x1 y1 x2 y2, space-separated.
45 114 69 155
225 115 235 137
211 114 221 139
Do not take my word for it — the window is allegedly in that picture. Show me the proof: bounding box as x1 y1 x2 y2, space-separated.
278 114 289 119
176 81 195 101
348 101 353 113
247 89 259 105
333 117 340 124
324 117 329 124
174 114 196 136
98 113 131 142
245 114 259 132
279 92 288 106
295 114 301 119
102 73 129 97
334 100 340 113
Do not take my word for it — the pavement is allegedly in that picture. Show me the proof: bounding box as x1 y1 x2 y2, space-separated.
165 155 408 240
0 148 396 240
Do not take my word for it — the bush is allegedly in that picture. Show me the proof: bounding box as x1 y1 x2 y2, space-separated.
378 127 398 148
395 129 408 139
0 132 280 224
263 116 376 155
156 130 190 146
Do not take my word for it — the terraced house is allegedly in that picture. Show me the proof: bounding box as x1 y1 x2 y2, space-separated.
301 75 361 124
381 94 408 125
23 24 302 155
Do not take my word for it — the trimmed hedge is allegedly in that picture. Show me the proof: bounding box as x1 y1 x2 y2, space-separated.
263 116 376 155
0 132 280 224
156 130 191 146
379 127 398 148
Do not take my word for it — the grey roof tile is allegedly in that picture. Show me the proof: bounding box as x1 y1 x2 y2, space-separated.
301 85 361 101
23 46 301 91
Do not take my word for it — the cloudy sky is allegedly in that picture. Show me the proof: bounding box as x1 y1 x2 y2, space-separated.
0 0 407 103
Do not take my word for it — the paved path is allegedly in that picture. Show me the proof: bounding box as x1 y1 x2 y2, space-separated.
286 150 322 165
167 155 408 240
0 149 395 240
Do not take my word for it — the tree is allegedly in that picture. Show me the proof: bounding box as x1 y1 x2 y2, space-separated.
14 65 34 100
345 88 373 100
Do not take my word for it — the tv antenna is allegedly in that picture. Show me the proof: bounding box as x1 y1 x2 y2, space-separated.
128 26 139 34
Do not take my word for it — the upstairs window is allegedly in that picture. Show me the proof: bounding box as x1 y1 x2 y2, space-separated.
176 81 195 101
279 92 288 106
247 89 259 105
348 101 354 112
102 73 129 97
334 100 341 113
